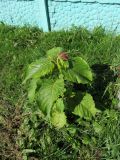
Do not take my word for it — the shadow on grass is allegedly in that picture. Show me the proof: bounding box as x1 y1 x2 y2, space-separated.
74 64 117 111
91 64 117 110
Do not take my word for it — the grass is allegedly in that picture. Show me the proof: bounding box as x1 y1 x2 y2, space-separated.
0 23 120 160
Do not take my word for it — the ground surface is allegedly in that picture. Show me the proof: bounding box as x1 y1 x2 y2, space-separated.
0 24 120 160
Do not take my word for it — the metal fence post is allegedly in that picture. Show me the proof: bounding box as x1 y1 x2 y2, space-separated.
39 0 50 31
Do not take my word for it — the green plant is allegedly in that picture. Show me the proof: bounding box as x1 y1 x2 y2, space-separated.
1 24 120 160
23 47 100 128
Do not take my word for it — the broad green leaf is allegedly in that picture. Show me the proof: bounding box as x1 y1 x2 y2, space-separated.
51 111 67 128
47 47 63 60
73 93 100 120
28 78 38 103
23 58 54 83
37 77 65 116
53 98 64 112
63 57 93 84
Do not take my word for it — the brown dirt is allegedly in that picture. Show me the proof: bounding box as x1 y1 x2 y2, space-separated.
0 99 22 160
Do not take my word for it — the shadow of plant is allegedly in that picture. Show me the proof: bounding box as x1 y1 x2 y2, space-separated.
73 64 117 111
91 64 117 110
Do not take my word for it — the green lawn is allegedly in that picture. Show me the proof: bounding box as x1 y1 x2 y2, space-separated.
0 24 120 160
